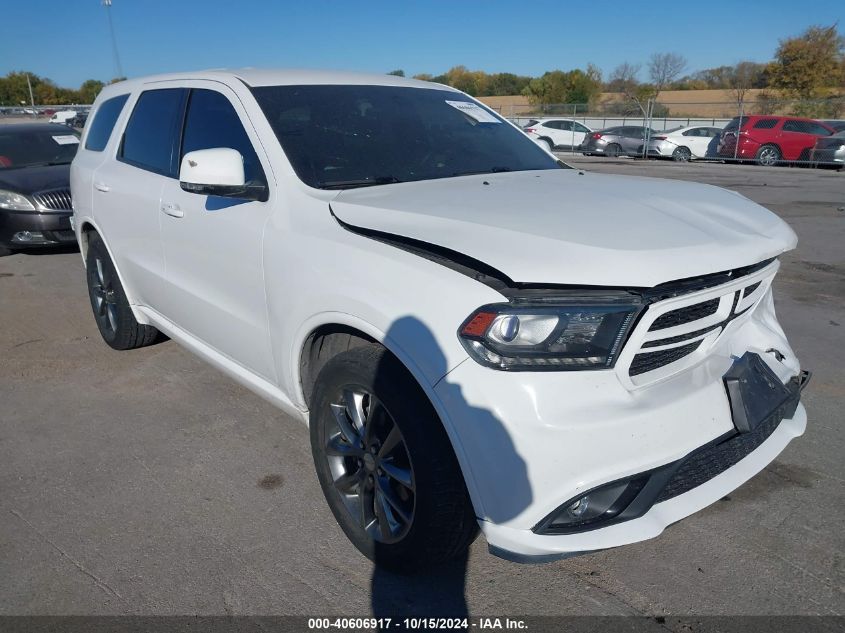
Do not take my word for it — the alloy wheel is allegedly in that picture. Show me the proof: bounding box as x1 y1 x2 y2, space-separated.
324 387 415 543
91 257 118 333
673 147 692 162
758 146 780 166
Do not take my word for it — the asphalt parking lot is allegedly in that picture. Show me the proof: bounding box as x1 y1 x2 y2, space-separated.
1 158 843 620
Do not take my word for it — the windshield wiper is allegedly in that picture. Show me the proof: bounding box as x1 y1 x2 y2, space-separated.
451 166 512 177
319 176 402 190
25 161 73 167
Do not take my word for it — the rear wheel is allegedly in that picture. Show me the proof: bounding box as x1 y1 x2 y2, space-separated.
605 143 621 158
672 146 692 162
85 233 159 350
755 144 781 167
538 138 554 152
0 245 11 257
310 344 477 572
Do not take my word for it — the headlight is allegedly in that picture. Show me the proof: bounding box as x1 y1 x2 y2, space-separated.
0 189 35 211
458 295 641 371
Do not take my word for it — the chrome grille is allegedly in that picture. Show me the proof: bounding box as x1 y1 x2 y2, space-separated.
32 188 72 211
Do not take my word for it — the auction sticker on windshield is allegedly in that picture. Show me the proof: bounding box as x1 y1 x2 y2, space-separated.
52 135 80 145
445 100 500 123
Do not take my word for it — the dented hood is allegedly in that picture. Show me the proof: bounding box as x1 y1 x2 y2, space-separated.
331 169 797 288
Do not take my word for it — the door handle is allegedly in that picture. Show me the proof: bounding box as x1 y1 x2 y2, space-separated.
94 182 109 193
161 202 184 218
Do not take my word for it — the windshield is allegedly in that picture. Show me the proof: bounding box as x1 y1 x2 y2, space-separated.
251 85 562 189
0 128 80 169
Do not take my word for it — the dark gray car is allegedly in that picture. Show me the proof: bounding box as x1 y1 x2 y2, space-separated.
580 126 655 157
811 130 845 168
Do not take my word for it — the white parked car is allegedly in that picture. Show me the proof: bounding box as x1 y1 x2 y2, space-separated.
524 118 592 151
49 110 78 125
71 70 809 570
646 125 722 161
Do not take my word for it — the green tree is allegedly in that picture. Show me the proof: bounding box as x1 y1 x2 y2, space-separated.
0 71 39 106
485 72 531 96
522 68 602 107
769 24 844 100
79 79 105 103
387 69 405 77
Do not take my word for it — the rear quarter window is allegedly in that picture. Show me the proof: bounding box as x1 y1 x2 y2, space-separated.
84 94 129 151
752 119 778 129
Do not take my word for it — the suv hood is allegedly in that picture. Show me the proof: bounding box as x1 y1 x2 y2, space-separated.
331 169 796 288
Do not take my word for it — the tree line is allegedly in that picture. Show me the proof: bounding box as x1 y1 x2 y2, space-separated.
399 24 845 117
0 72 126 107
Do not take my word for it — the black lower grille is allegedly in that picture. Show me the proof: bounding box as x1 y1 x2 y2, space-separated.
651 298 719 330
654 387 801 504
629 340 701 376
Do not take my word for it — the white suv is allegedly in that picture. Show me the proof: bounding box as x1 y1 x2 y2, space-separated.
524 117 593 152
71 69 809 570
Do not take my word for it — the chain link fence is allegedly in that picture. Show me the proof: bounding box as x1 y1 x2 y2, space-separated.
489 96 845 168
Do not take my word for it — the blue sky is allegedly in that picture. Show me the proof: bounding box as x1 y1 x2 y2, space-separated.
2 0 843 88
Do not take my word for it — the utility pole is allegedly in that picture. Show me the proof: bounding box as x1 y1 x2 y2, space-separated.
26 73 36 116
103 0 124 79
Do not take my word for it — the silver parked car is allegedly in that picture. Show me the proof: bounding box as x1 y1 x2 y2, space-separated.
580 126 656 157
810 131 845 168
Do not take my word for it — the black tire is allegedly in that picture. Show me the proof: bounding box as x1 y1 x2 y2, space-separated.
539 137 554 152
672 146 692 162
85 233 159 350
0 245 11 257
605 143 621 158
309 344 477 572
755 144 781 167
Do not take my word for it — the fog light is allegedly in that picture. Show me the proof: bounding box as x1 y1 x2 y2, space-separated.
13 231 46 243
534 476 649 534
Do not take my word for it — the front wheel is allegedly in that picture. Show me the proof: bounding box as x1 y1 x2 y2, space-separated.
309 345 477 572
85 233 159 350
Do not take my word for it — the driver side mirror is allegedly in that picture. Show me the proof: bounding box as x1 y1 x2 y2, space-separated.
179 148 267 202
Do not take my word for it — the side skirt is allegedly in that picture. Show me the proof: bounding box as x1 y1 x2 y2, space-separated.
136 306 308 424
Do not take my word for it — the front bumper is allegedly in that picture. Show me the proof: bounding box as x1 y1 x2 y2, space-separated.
0 209 75 249
484 403 806 562
433 265 807 560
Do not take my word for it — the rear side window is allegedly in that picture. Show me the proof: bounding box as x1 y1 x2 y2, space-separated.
753 119 778 129
119 88 187 177
723 117 743 132
180 89 265 183
85 94 129 151
782 120 831 135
